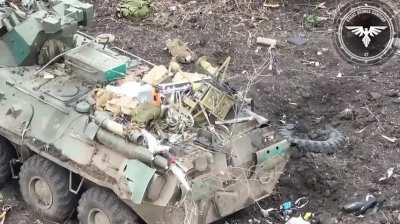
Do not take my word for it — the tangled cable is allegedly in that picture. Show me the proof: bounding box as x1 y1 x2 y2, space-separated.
163 91 195 134
165 106 194 133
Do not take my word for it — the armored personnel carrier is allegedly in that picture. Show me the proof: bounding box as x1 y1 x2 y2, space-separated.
0 1 344 224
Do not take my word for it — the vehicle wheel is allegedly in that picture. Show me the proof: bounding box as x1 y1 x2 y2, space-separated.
19 155 77 222
0 137 15 186
78 187 139 224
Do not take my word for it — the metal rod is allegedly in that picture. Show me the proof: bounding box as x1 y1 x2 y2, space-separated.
111 46 156 67
76 31 156 67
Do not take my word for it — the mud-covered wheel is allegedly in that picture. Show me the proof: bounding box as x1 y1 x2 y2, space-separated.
78 187 139 224
19 155 77 222
0 137 15 186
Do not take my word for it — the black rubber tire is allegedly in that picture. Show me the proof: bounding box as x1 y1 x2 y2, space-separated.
19 155 77 222
0 137 15 186
77 187 139 224
280 125 345 154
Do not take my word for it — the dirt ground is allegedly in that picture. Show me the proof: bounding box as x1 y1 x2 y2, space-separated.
2 0 400 223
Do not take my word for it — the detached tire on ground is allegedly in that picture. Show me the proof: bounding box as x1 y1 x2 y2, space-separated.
280 125 345 153
0 137 15 186
78 187 139 224
19 155 77 222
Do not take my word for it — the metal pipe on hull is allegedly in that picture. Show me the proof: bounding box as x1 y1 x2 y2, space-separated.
95 129 168 169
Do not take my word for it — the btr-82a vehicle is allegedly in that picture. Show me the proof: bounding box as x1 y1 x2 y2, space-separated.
0 1 344 224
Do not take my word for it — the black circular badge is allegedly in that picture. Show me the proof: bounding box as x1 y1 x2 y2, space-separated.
334 0 399 65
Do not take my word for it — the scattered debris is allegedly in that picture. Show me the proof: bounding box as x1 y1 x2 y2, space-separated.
321 48 329 52
196 56 218 75
281 201 295 216
256 37 278 48
261 197 310 222
264 3 280 8
142 65 169 85
42 72 55 79
302 60 320 67
355 126 367 134
339 108 354 120
95 33 116 45
165 38 196 63
287 35 307 46
248 218 262 223
316 2 327 9
360 106 383 131
343 194 378 215
0 205 11 224
303 212 314 221
381 134 397 143
378 167 395 182
141 129 169 154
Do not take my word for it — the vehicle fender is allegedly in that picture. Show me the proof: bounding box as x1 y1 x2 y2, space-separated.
0 99 34 138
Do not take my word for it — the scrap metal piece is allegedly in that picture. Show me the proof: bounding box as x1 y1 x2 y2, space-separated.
191 177 222 201
170 164 191 192
244 108 269 126
141 129 170 154
214 191 240 217
124 159 156 204
83 121 100 140
256 37 278 47
95 33 116 45
256 140 291 164
200 85 235 120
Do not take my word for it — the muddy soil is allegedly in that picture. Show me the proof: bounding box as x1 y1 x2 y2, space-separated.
2 0 400 224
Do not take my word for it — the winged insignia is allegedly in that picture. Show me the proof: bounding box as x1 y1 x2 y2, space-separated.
345 26 388 48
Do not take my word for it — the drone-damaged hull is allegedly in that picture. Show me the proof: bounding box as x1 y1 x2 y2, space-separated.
0 1 292 224
0 63 291 223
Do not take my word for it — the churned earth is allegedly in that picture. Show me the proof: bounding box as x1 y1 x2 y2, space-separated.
2 0 400 223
